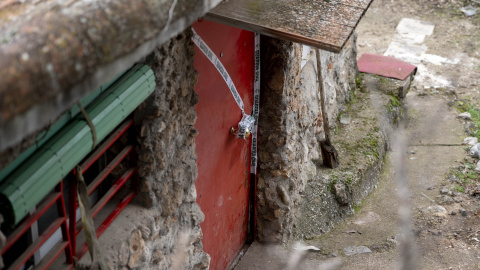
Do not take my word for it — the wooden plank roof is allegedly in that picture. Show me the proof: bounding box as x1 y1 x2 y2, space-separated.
206 0 374 53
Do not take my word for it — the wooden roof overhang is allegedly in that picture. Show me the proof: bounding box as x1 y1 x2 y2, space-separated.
206 0 374 53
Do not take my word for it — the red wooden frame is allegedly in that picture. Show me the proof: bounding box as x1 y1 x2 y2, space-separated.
1 119 137 269
69 119 137 262
1 181 73 270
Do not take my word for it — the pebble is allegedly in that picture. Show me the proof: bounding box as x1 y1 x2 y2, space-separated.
460 209 468 216
446 89 456 95
460 5 478 17
440 187 449 194
343 246 372 256
465 122 477 136
423 205 447 218
386 235 401 246
458 112 472 120
463 137 478 146
475 161 480 172
471 143 480 158
448 175 460 183
436 195 455 205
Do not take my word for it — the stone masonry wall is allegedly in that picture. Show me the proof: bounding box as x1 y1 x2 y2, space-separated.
256 37 304 243
256 34 358 243
119 29 209 269
320 34 359 126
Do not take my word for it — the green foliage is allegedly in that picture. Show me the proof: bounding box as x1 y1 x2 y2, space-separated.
448 163 479 195
349 89 359 104
328 175 339 193
334 126 341 135
360 132 380 159
456 101 480 140
329 173 356 194
353 202 363 213
387 95 402 112
454 185 465 193
355 73 364 90
345 175 354 185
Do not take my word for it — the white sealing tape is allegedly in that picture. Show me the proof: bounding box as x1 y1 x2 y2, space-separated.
250 33 260 175
192 28 260 174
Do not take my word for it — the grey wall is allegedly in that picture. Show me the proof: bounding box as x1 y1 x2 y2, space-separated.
114 29 209 270
256 34 358 243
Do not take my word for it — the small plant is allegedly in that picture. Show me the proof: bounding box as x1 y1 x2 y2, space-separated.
334 126 340 135
353 202 363 213
379 76 388 84
454 185 465 193
447 162 479 190
349 89 359 104
355 73 364 90
456 101 480 140
360 133 380 159
345 175 355 185
387 95 402 112
328 175 339 193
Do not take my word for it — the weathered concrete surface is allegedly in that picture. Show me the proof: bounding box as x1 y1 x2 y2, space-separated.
0 0 222 160
256 34 358 243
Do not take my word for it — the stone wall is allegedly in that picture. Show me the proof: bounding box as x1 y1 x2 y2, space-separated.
256 34 358 243
319 35 359 126
113 29 209 269
0 27 359 267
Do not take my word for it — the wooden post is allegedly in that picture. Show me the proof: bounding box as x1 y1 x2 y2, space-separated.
316 49 339 169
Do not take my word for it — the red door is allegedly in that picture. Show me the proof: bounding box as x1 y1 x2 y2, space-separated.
193 20 254 270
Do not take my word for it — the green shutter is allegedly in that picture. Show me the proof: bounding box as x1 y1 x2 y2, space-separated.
0 65 156 226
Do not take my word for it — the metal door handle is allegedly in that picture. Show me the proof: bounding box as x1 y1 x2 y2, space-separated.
230 127 251 139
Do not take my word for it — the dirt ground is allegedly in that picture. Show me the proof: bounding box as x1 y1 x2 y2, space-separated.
304 0 480 269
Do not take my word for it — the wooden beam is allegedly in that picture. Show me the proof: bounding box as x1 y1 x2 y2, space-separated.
206 0 373 53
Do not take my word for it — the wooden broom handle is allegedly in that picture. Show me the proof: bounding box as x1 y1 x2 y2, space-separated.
316 49 331 142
